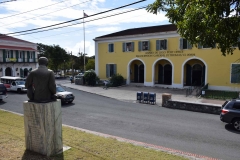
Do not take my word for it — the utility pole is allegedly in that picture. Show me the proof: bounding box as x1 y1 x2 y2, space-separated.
71 51 74 78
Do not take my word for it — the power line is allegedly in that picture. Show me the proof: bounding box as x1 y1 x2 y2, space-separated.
11 7 147 36
0 0 91 28
0 0 71 20
0 0 16 4
4 0 146 35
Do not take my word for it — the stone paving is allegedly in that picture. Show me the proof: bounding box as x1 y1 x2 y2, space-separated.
60 82 226 106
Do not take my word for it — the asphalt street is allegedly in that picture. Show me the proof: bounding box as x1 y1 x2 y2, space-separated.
1 87 240 160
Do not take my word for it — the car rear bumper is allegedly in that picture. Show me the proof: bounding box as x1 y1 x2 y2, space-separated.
61 96 75 102
220 114 232 123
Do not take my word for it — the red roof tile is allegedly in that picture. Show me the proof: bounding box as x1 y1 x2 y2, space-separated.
0 45 36 51
0 34 35 44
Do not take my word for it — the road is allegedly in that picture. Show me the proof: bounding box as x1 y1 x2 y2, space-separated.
1 84 240 160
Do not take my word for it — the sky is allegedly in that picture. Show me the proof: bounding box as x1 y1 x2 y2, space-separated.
0 0 169 57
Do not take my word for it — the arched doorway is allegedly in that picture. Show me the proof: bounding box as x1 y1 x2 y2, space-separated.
184 59 205 86
192 64 202 86
164 64 172 85
24 68 29 77
155 59 172 85
5 67 12 76
130 60 144 83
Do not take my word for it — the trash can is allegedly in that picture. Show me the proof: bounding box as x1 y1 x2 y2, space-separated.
149 92 156 105
143 92 149 103
137 92 143 103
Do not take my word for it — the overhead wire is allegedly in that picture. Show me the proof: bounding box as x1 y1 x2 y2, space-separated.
0 0 16 4
11 7 147 36
3 0 146 35
0 0 71 20
0 0 91 27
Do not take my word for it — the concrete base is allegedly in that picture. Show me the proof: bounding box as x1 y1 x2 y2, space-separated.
23 100 62 156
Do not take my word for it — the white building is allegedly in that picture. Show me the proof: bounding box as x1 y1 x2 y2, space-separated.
0 34 38 78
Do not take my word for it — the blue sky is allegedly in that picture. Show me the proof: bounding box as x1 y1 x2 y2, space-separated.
0 0 169 57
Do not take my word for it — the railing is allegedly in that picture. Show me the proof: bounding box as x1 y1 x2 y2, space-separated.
186 81 197 97
186 81 204 97
0 57 38 63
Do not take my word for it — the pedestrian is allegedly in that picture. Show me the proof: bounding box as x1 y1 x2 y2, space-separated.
70 76 73 84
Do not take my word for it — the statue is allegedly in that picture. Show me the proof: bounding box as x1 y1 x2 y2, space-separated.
25 57 56 103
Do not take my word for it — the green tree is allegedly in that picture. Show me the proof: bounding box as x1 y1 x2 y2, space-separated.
86 59 95 70
147 0 240 56
37 43 70 72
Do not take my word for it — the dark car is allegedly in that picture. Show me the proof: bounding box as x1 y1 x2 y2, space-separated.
55 85 75 104
220 99 240 131
0 83 8 102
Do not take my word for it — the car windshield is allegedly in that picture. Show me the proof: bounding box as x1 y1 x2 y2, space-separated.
15 81 25 85
56 86 65 92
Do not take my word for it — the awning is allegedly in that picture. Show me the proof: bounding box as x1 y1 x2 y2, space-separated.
0 45 36 51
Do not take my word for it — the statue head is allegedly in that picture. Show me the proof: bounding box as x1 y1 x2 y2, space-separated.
38 57 48 66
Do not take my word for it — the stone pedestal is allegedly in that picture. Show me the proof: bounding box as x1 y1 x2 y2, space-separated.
162 93 172 107
23 100 62 156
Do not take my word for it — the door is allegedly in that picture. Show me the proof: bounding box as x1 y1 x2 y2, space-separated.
139 64 144 83
164 64 172 85
158 64 163 84
134 64 138 82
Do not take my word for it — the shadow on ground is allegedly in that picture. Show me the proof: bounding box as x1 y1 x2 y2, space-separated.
21 150 64 160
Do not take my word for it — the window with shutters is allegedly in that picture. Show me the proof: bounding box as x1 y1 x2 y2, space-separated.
122 42 134 52
231 64 240 83
108 43 114 52
19 51 23 58
138 41 149 51
6 50 10 58
198 43 215 49
156 39 167 50
106 64 117 78
30 52 34 59
179 38 192 50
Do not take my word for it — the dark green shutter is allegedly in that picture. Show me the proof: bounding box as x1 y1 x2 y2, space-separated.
3 50 6 62
122 43 125 52
23 51 25 62
198 43 202 49
131 42 134 52
156 40 160 50
16 50 19 62
11 50 13 58
158 64 163 84
180 38 183 50
33 51 35 62
27 51 30 62
108 44 110 52
138 41 142 51
187 40 192 49
164 39 167 50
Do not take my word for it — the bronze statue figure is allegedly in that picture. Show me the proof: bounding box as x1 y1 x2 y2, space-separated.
25 57 56 102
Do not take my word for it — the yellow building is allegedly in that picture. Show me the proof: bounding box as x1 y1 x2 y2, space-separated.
94 24 240 91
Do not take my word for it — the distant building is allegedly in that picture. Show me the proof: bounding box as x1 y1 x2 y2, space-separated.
0 34 38 78
94 24 240 91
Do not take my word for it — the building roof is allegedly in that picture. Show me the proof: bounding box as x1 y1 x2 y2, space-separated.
95 24 177 39
0 45 36 51
0 34 35 44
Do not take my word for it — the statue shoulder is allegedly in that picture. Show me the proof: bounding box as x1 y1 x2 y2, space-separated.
48 69 54 72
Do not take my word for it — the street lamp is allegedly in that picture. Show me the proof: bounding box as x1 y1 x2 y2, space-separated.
84 53 87 72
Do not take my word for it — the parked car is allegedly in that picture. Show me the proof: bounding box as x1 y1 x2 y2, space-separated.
220 99 240 131
55 85 75 104
0 83 8 102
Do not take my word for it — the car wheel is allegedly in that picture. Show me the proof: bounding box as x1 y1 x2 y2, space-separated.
17 88 21 93
232 118 240 131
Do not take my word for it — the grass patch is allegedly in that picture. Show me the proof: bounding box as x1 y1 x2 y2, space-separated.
0 110 187 160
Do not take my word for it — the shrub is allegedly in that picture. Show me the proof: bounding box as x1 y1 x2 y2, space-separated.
110 74 124 87
84 70 97 86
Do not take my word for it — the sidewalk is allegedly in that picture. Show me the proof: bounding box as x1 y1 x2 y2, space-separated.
60 82 225 106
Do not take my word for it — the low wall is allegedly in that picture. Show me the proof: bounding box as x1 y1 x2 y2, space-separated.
163 100 222 115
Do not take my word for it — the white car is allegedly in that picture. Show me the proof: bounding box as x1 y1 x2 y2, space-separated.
55 85 75 104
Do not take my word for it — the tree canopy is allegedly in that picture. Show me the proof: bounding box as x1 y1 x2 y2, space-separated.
147 0 240 56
